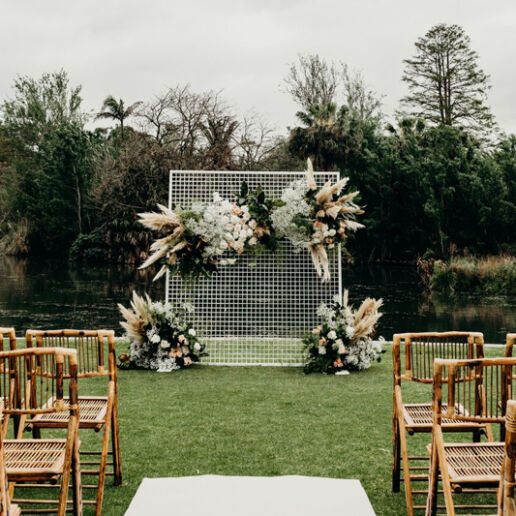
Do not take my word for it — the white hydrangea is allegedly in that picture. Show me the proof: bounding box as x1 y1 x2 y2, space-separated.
271 179 312 249
187 196 253 261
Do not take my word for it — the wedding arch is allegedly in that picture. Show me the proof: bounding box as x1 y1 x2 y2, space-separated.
165 170 342 366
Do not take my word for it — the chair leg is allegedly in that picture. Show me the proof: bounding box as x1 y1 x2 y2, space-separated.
72 433 83 516
95 400 114 516
58 456 73 516
111 399 122 485
399 420 415 516
426 439 439 516
392 409 401 492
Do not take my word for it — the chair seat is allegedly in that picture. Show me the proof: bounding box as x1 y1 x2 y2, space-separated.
441 442 504 483
31 396 108 429
403 403 484 431
4 439 67 479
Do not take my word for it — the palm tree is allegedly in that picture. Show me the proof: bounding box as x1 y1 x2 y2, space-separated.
95 95 141 137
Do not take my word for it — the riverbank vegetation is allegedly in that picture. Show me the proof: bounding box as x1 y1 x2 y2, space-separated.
430 255 516 295
0 24 514 268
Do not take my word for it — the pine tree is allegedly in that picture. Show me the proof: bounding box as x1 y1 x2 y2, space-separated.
401 24 495 135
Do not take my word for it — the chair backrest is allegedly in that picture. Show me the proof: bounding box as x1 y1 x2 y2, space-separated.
393 332 484 385
0 329 16 352
0 348 78 418
500 399 516 515
26 329 116 380
433 357 516 425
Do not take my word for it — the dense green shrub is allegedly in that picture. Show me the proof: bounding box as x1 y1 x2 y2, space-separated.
430 256 516 295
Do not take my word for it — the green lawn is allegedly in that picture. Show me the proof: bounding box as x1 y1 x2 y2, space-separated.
101 347 417 516
12 342 508 515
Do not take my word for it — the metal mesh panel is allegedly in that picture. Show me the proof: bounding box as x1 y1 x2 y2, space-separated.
166 170 342 366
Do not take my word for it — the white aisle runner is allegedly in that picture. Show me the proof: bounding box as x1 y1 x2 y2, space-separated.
124 475 376 515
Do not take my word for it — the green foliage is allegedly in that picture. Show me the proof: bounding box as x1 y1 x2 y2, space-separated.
430 256 516 295
236 181 281 252
70 230 109 264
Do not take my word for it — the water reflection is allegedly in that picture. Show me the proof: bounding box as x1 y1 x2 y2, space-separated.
0 257 514 343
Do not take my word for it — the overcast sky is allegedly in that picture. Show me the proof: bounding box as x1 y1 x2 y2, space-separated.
1 0 515 135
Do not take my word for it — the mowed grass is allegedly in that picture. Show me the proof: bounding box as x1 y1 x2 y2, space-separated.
102 347 406 516
10 341 509 515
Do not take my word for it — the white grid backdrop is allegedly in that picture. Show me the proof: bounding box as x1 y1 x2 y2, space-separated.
166 171 341 366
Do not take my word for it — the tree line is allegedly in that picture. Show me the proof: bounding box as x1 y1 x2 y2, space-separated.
0 23 514 264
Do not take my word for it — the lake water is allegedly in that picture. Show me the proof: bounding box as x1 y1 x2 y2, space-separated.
0 257 514 344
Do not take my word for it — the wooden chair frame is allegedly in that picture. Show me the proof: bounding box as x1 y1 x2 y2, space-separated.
0 330 16 440
26 329 121 516
426 357 516 516
392 331 485 516
0 347 82 516
499 399 516 515
0 427 20 516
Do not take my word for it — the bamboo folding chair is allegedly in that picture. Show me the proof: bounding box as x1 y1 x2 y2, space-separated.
26 330 121 516
498 399 516 516
392 332 486 515
426 357 516 516
0 348 82 516
0 330 16 439
0 427 20 516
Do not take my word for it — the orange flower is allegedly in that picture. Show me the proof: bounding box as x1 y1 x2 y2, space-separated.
318 337 327 346
184 356 192 366
333 358 343 367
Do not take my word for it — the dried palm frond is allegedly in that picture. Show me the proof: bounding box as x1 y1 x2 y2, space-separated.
309 244 330 281
306 158 316 190
137 204 187 280
353 297 383 340
118 291 153 345
138 204 182 232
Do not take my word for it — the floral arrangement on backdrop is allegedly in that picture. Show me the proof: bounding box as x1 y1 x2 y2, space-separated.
303 290 384 374
118 291 206 372
138 159 364 282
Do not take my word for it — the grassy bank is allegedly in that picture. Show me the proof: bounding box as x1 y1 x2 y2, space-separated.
430 255 516 295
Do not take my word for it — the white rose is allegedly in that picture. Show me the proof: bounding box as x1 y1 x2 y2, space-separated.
338 344 346 354
188 328 196 337
225 232 233 241
151 334 161 343
249 237 258 245
318 346 327 355
329 229 336 236
160 340 169 349
249 219 257 229
327 330 337 340
193 342 201 352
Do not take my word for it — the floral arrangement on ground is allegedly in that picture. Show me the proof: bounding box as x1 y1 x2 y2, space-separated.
118 291 206 372
138 159 363 282
303 290 384 374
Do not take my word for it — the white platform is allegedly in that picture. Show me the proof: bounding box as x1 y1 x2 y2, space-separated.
124 475 376 515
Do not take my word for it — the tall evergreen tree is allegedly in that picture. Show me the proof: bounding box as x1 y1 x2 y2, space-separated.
401 24 495 135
